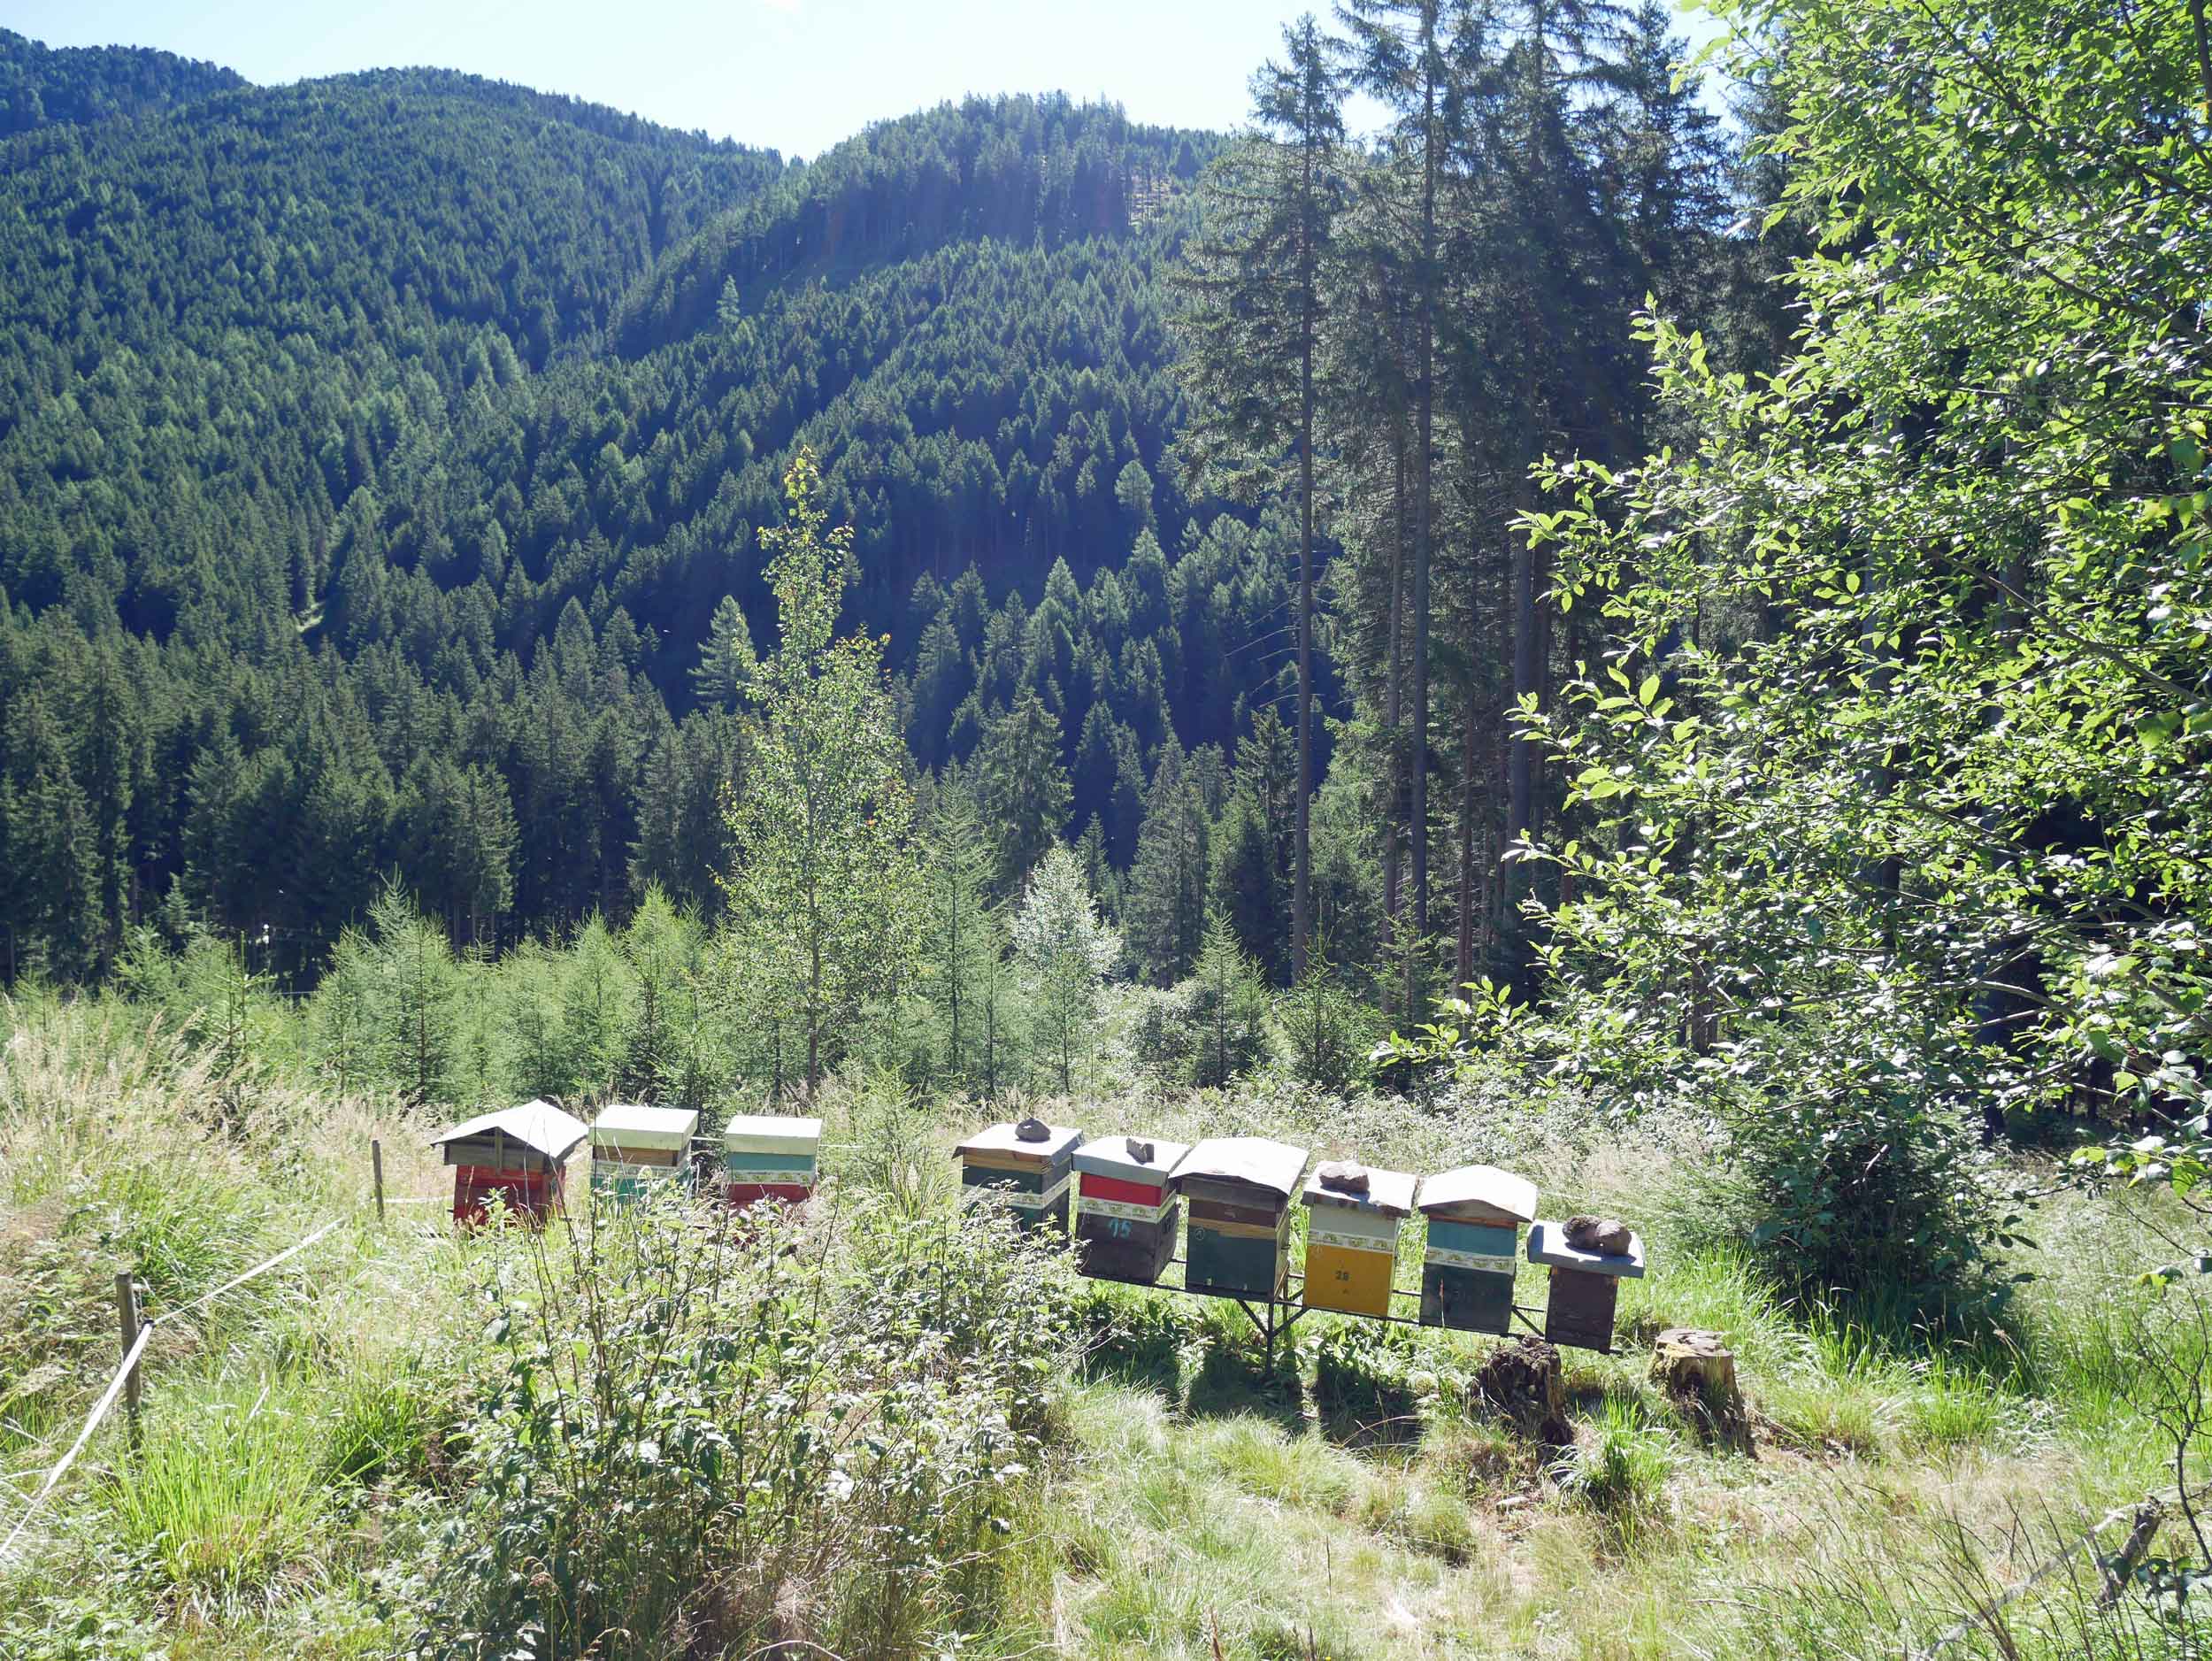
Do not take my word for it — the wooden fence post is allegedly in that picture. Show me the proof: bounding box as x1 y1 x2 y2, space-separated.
372 1139 386 1222
114 1271 142 1450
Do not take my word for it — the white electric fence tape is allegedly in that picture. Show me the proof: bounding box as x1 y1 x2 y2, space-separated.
0 1217 343 1563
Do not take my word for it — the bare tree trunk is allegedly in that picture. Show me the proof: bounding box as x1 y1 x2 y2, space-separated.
1382 427 1408 983
1409 10 1439 973
1293 130 1317 981
1455 694 1476 989
1508 482 1539 850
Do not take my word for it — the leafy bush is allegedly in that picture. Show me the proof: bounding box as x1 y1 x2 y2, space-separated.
1694 1016 2023 1318
406 1190 1075 1659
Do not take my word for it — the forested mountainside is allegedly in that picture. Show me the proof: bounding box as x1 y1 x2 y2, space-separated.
0 27 244 132
0 9 1744 1008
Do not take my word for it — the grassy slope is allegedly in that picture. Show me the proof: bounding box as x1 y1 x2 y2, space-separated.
987 1093 2194 1660
0 998 2200 1658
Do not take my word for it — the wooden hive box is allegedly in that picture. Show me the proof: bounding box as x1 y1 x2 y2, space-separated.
1527 1220 1647 1354
589 1103 699 1203
1301 1161 1417 1319
722 1114 823 1208
1171 1137 1309 1302
1417 1165 1539 1334
954 1120 1084 1234
1072 1134 1188 1285
432 1100 588 1227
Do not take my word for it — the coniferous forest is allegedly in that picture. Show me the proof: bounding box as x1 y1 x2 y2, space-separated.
4 1 2211 1655
0 8 1732 1007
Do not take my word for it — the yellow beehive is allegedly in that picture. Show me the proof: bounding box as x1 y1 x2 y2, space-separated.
1301 1161 1417 1319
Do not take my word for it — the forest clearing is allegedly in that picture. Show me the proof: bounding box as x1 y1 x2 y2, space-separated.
3 0 2209 1650
0 996 2199 1658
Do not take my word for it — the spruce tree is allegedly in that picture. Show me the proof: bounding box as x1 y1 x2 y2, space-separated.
1010 843 1120 1097
975 686 1073 891
717 451 926 1091
922 773 1010 1088
1337 0 1475 957
366 880 462 1109
1125 740 1210 984
1187 907 1270 1088
1170 14 1345 978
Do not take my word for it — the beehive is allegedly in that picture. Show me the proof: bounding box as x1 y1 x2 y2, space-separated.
722 1114 823 1207
588 1103 699 1203
955 1119 1083 1234
1527 1219 1647 1353
1073 1134 1187 1285
1301 1160 1417 1319
432 1100 588 1227
1417 1165 1539 1334
1171 1137 1309 1302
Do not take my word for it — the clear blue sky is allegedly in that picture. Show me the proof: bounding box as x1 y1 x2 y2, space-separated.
8 0 1729 159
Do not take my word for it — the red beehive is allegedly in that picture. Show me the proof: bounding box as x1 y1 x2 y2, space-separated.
431 1100 588 1227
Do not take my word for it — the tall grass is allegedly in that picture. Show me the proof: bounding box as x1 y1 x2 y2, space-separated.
99 1380 328 1609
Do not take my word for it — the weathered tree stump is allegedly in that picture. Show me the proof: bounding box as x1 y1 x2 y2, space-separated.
1650 1327 1749 1450
1472 1334 1572 1449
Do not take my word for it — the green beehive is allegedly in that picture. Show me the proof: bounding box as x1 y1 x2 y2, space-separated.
588 1103 699 1203
955 1119 1084 1234
1171 1137 1309 1301
1417 1165 1538 1334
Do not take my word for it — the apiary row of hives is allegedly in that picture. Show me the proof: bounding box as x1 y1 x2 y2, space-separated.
430 1102 822 1219
952 1120 1646 1353
426 1107 1646 1353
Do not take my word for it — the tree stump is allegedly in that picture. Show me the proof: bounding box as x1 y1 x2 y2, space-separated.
1650 1328 1749 1450
1472 1334 1572 1449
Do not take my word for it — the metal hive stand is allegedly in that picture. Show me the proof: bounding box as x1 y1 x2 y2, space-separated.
1156 1256 1555 1370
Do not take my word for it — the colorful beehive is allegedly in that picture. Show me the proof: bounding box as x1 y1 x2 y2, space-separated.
1301 1160 1417 1319
955 1118 1083 1234
1417 1165 1539 1334
1171 1137 1309 1302
588 1103 699 1203
722 1114 823 1207
1073 1134 1188 1285
432 1100 588 1226
1527 1219 1647 1353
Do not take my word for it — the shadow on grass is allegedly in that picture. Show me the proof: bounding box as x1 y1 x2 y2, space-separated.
1071 1280 1200 1401
1313 1357 1427 1451
1186 1327 1308 1435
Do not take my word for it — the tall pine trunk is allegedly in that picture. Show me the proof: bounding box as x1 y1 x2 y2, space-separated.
1293 132 1317 982
1382 427 1408 984
1409 9 1439 990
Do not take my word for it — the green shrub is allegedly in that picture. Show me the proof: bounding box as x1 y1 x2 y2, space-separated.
408 1193 1076 1659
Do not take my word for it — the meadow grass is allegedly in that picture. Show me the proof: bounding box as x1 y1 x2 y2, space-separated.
3 999 2208 1657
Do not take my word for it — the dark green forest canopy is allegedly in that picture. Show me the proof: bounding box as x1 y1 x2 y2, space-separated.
0 12 1745 999
0 47 1299 980
0 27 244 132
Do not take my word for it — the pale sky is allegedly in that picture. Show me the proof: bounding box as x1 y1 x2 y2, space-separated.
6 0 1731 159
